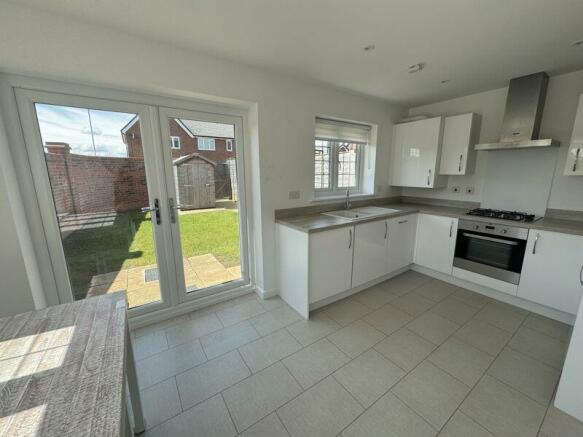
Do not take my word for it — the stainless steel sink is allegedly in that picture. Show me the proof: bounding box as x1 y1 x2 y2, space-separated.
352 206 401 216
322 206 401 220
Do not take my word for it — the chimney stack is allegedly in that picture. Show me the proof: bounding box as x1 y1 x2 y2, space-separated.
45 142 71 155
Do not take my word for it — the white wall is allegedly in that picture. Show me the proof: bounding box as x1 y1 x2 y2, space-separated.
404 69 583 212
0 2 403 306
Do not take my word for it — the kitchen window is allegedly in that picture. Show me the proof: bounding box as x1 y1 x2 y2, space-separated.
314 117 370 195
198 137 216 151
170 136 181 149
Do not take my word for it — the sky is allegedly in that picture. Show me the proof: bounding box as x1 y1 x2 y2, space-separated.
35 103 136 157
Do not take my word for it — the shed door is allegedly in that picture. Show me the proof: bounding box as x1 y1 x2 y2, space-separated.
178 161 215 209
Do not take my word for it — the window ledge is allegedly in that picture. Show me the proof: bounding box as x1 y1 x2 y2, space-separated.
310 193 375 204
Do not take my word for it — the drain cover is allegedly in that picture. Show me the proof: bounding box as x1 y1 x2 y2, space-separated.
144 267 159 282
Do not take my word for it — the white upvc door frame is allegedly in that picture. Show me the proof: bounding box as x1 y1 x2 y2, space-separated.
158 107 251 304
14 88 176 317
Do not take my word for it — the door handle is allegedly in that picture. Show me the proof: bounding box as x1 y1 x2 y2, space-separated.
458 154 463 172
574 148 581 172
348 229 352 249
141 199 161 225
449 220 454 238
384 221 388 239
532 233 540 254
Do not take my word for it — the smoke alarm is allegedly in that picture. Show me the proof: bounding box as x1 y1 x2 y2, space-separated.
408 63 424 73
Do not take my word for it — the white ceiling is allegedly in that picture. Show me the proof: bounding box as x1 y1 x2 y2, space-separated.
10 0 583 105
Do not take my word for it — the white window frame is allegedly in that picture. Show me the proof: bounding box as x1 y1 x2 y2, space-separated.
170 135 181 149
226 139 233 152
314 139 365 196
198 137 216 151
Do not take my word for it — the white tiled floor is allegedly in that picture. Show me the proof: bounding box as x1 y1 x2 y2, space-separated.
134 271 583 437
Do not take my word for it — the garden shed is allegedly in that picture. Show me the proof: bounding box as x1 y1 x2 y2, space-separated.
173 153 216 209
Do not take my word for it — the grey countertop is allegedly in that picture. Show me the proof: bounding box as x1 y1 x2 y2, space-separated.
276 202 583 237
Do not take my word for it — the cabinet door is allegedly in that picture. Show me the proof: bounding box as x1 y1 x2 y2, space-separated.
564 95 583 176
309 227 354 303
414 214 458 274
518 230 583 314
387 214 418 273
439 113 477 175
391 117 445 188
352 219 389 287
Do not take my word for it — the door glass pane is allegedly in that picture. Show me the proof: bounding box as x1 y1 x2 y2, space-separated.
34 103 162 308
163 116 242 292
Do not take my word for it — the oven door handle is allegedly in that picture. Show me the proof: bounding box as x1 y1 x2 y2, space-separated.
462 232 519 246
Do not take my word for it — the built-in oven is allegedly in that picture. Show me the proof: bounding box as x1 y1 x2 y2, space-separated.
453 219 529 284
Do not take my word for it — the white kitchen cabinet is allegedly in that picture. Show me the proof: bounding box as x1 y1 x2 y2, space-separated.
414 214 458 275
439 113 479 175
518 230 583 314
352 219 390 287
564 94 583 176
309 226 355 304
391 117 447 188
387 214 418 272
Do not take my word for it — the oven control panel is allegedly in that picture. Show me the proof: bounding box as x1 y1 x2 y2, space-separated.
458 219 529 240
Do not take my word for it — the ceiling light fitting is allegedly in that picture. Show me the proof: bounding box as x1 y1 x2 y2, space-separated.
408 63 424 73
363 45 375 52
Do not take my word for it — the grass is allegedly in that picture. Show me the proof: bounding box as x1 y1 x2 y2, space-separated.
62 209 240 293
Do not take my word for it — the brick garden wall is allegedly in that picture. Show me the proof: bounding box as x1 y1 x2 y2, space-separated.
45 152 149 215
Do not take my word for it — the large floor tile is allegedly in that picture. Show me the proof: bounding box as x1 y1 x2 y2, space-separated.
176 350 250 410
238 413 289 437
540 403 583 437
450 288 490 309
136 339 207 389
133 314 190 338
223 362 302 432
277 376 363 437
374 328 436 372
286 312 341 346
200 320 259 360
141 378 182 430
322 298 371 326
328 320 385 358
362 303 412 335
460 375 546 437
474 302 527 333
249 305 302 336
382 271 432 295
282 338 350 389
239 329 302 373
438 411 494 437
216 298 266 327
406 312 460 345
428 337 493 387
391 291 436 317
392 361 470 429
430 296 479 325
454 319 511 356
133 330 169 361
508 326 568 370
333 349 405 407
488 348 560 405
257 296 286 311
523 314 571 343
147 394 236 437
352 283 400 309
165 312 223 348
414 280 455 302
342 392 436 437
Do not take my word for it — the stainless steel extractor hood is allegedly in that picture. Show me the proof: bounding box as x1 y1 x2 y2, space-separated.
475 72 560 151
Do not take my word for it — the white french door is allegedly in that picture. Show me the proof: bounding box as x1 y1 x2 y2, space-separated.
14 87 251 318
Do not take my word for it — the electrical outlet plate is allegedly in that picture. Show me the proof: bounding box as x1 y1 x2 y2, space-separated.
288 190 300 200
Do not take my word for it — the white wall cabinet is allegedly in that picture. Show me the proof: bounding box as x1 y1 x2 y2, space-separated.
391 117 447 188
352 219 390 287
439 113 479 175
414 214 458 275
309 226 355 304
387 214 418 272
518 230 583 315
564 94 583 176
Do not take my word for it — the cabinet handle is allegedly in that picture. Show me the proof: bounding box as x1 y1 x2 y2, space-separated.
348 229 352 249
398 219 408 224
532 233 540 254
574 148 581 172
427 169 431 186
579 264 583 286
449 220 454 238
458 154 463 172
384 221 388 239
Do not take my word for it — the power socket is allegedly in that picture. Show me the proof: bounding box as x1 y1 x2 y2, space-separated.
288 190 300 200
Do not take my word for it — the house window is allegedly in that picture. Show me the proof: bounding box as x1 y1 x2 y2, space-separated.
198 137 216 151
170 136 181 149
314 118 370 195
226 139 233 152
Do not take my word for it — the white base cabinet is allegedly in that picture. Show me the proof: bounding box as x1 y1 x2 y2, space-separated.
518 230 583 315
387 214 417 272
352 219 389 288
414 214 458 275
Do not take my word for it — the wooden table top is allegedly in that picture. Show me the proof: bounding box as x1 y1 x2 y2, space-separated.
0 292 127 436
